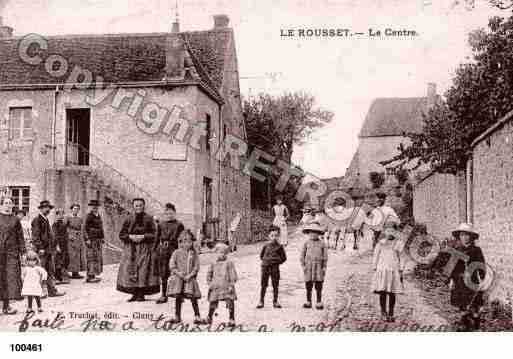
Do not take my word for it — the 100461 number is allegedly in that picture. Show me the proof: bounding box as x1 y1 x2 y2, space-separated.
10 344 42 352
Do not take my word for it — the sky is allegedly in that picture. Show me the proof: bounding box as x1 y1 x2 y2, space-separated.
0 0 505 179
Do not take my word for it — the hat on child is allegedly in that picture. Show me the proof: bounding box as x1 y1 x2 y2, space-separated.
452 223 479 240
215 242 231 256
302 221 325 234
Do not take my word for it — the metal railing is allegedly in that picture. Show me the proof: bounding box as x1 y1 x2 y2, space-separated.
59 142 165 213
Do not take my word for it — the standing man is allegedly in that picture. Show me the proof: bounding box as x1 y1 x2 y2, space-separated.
117 198 159 302
155 203 184 304
31 200 65 297
83 200 104 283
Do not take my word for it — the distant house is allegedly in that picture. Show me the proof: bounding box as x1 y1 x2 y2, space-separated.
0 14 251 246
344 83 438 188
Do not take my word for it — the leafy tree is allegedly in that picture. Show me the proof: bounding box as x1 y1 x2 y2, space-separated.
395 168 410 185
369 171 385 189
243 91 334 214
390 15 513 174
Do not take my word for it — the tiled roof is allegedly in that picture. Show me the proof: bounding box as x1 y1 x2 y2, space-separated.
359 97 428 137
0 29 231 95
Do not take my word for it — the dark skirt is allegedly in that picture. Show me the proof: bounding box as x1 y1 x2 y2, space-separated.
116 242 160 295
0 253 23 300
156 243 176 278
451 275 484 310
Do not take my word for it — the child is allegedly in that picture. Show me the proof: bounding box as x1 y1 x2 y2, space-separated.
206 243 238 326
257 226 287 309
21 251 47 313
167 229 204 324
52 209 70 284
371 219 404 323
272 197 289 246
300 222 328 309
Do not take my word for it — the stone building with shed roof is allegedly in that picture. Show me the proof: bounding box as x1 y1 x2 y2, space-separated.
343 83 437 188
0 14 251 254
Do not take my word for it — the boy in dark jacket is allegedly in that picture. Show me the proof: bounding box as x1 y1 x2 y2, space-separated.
257 226 287 309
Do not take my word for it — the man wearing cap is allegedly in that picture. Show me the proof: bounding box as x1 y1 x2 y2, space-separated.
155 203 184 304
84 200 105 283
31 200 65 297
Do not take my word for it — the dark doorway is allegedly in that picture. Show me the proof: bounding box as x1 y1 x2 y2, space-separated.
66 109 90 166
203 177 213 240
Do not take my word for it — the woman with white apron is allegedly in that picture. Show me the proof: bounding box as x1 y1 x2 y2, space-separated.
272 198 289 246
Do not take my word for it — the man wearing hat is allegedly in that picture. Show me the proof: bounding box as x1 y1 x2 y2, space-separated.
31 200 65 297
84 199 105 283
449 223 486 315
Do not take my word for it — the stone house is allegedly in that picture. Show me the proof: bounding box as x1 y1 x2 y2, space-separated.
0 14 251 253
344 83 438 188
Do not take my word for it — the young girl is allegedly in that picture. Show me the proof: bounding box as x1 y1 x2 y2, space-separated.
371 219 404 323
300 222 328 310
167 230 204 324
206 243 238 326
21 251 47 313
272 197 289 246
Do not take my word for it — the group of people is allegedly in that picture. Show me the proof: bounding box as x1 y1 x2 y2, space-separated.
295 189 487 326
0 190 487 329
0 196 106 315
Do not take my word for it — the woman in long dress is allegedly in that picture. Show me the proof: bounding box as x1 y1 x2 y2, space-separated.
0 196 26 314
272 197 289 246
66 204 85 279
116 198 159 302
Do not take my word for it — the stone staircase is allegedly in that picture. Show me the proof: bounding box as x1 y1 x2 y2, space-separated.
43 143 166 264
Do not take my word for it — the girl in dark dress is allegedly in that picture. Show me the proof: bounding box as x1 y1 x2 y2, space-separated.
449 223 486 317
0 196 26 314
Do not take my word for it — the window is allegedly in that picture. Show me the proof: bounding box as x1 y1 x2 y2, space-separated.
205 114 211 152
386 167 396 177
223 124 227 140
9 186 30 214
9 107 33 140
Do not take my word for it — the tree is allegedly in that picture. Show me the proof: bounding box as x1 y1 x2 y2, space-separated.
369 171 385 189
243 91 334 213
390 15 513 174
395 168 409 186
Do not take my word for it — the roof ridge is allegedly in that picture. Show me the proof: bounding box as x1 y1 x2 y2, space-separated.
0 28 232 41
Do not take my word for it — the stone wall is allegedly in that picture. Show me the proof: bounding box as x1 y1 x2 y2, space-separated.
473 119 513 303
413 172 466 241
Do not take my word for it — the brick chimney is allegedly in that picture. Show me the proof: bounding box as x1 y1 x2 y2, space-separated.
213 14 229 29
0 17 13 38
165 34 184 80
427 82 437 109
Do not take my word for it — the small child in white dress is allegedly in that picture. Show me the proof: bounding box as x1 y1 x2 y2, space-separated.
371 219 404 323
21 251 47 313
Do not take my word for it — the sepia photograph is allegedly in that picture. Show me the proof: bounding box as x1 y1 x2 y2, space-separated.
1 0 513 355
